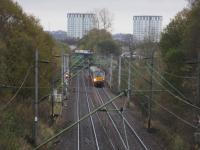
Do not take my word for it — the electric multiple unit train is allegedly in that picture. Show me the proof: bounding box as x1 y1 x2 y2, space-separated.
89 66 105 87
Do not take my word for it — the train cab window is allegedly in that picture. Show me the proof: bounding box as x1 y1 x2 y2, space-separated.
94 71 105 77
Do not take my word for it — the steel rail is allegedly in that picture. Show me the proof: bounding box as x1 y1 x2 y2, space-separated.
95 88 128 150
97 88 129 149
33 90 126 150
77 76 80 150
88 96 116 150
84 70 116 150
85 73 116 150
82 74 100 150
102 88 149 150
122 111 129 150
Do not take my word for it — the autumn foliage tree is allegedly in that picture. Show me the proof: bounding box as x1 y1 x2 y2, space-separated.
0 0 56 149
79 29 120 56
157 1 200 149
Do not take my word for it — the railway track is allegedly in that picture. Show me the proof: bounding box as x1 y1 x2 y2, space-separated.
80 70 148 150
88 95 116 150
82 74 100 150
94 87 148 150
76 71 118 150
94 87 129 150
99 88 149 150
77 74 96 150
57 71 149 150
76 76 80 150
83 71 124 149
82 73 115 150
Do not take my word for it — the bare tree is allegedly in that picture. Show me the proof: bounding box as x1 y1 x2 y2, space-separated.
93 8 114 32
187 0 200 7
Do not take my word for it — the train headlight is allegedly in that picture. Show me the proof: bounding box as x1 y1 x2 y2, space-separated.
93 78 97 82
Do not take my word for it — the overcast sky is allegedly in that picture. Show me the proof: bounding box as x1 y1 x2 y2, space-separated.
13 0 188 34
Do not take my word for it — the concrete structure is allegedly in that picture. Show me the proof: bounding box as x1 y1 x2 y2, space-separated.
133 16 162 42
67 13 96 39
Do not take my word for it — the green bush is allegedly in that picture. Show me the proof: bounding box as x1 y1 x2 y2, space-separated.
172 135 185 150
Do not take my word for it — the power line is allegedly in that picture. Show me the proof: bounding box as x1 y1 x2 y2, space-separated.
162 70 196 79
56 65 87 90
146 63 192 101
123 59 151 84
127 58 195 101
0 84 50 89
132 56 199 65
70 56 85 69
129 59 188 100
127 61 200 111
134 89 167 93
147 63 192 101
141 93 197 129
1 65 33 111
38 94 50 104
114 57 197 128
145 66 200 111
33 90 127 150
153 99 197 128
127 69 197 129
120 77 166 95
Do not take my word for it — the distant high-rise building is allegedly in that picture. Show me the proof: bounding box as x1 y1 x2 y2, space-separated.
67 13 96 39
133 16 162 42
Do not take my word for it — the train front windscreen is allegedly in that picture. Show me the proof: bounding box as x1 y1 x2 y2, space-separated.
94 71 105 78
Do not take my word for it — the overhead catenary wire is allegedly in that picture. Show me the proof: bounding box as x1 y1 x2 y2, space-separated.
162 70 197 79
88 96 116 149
120 78 167 94
145 65 200 111
120 59 158 91
140 93 197 129
70 59 86 72
153 99 197 129
129 61 200 111
0 84 50 89
120 58 197 129
56 64 87 90
123 59 151 84
130 55 200 65
95 88 128 150
70 56 85 69
120 74 167 95
123 57 200 110
121 88 130 150
110 56 198 137
38 94 51 104
33 90 127 150
1 65 33 111
103 88 149 150
146 63 190 101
